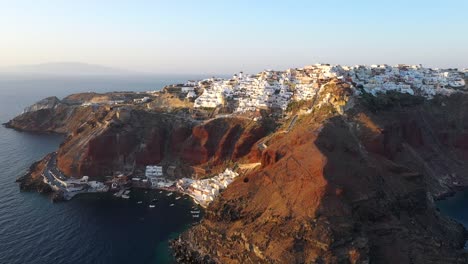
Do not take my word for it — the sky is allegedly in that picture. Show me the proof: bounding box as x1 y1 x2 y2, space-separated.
0 0 467 74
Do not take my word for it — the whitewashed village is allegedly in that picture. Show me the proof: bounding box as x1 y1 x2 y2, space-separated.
192 63 466 112
40 63 467 207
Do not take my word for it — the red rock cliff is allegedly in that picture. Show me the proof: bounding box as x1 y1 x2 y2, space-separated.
173 95 468 264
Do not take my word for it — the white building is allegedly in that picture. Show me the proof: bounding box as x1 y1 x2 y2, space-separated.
188 63 466 113
181 86 195 93
134 97 151 104
145 165 163 187
186 91 197 99
146 165 163 177
180 168 239 207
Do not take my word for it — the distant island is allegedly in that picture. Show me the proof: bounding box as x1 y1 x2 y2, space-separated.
0 62 135 76
5 63 468 263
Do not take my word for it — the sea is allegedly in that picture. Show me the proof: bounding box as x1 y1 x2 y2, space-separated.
0 74 209 264
436 191 468 248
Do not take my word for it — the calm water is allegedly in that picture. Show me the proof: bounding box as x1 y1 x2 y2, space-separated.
0 75 204 264
437 190 468 248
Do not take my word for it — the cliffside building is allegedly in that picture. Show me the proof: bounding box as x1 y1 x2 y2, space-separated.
145 165 163 187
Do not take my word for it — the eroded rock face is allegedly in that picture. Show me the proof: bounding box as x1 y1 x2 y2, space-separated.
16 155 53 193
6 98 273 179
23 96 61 114
5 102 107 133
174 95 468 264
65 115 270 178
181 118 270 165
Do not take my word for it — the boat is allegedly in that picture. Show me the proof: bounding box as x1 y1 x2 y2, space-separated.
175 196 181 200
169 204 175 207
166 192 173 197
192 214 199 218
137 201 143 204
124 190 130 195
121 194 130 199
149 205 155 208
159 191 163 194
190 210 200 214
114 189 125 197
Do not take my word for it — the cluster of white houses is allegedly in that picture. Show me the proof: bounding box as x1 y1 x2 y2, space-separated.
176 168 239 207
143 165 167 186
189 64 467 111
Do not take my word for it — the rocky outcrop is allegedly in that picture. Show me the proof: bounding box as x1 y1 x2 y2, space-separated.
6 95 274 180
173 94 468 264
16 155 53 193
23 96 61 113
4 101 106 133
181 118 272 166
58 113 272 179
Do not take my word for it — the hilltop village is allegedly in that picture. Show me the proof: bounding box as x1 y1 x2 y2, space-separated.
12 63 468 206
191 64 466 111
74 64 467 114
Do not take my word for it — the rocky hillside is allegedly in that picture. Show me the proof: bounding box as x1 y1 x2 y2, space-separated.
173 93 468 263
5 89 468 263
5 93 274 181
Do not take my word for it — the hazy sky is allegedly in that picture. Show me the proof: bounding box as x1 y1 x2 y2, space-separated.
1 0 467 74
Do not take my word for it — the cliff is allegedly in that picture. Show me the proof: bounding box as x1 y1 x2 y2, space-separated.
16 156 53 193
173 93 468 264
6 89 468 263
5 93 274 181
56 111 271 179
4 97 104 133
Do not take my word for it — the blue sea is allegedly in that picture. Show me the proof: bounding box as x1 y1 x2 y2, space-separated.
0 74 206 264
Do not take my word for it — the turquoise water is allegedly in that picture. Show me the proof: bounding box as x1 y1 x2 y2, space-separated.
0 75 202 264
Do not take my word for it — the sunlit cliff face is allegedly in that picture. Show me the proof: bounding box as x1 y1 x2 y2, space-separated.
175 95 468 264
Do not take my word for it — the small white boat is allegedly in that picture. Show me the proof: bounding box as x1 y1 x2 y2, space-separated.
121 194 130 199
159 191 163 194
192 214 199 218
137 201 143 204
114 189 125 197
166 192 173 197
175 196 181 200
149 205 155 208
190 211 200 214
169 204 175 207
